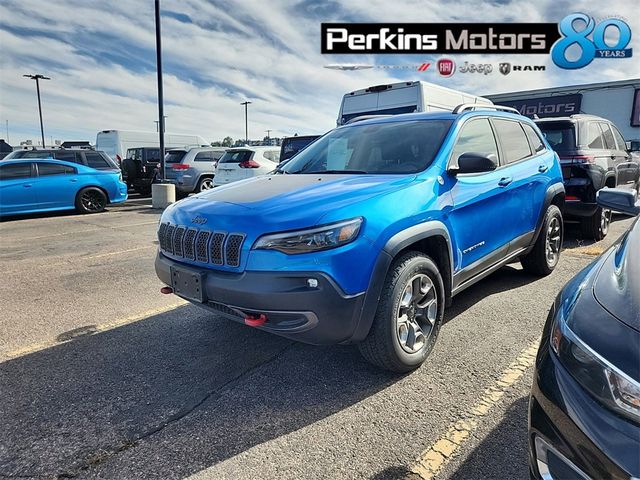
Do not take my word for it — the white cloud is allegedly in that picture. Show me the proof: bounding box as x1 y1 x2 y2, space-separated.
1 0 638 145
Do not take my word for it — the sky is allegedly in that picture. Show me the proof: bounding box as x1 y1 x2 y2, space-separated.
0 0 638 146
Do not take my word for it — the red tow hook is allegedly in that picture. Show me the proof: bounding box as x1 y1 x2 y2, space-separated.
244 313 267 327
160 286 174 294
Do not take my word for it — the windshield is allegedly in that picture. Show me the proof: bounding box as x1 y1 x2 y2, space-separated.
280 120 452 174
536 122 576 152
165 151 187 163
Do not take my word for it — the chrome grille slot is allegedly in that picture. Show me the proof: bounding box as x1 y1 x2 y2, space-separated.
165 224 176 254
225 234 245 267
173 227 186 257
183 228 197 260
158 223 168 250
195 231 211 262
209 232 227 265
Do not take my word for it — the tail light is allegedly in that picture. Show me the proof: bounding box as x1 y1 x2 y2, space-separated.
565 195 580 201
560 155 595 164
239 160 260 168
172 163 190 170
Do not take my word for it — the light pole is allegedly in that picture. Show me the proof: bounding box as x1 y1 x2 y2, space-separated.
154 0 166 179
23 74 50 149
241 101 252 144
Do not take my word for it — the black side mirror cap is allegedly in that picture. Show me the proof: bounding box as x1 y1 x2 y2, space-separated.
451 152 498 175
597 187 640 216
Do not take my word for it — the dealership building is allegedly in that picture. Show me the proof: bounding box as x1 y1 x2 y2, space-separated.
486 78 640 140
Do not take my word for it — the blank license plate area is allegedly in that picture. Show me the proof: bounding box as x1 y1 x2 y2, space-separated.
171 266 205 303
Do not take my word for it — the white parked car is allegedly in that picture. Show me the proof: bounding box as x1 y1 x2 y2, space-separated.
214 146 280 186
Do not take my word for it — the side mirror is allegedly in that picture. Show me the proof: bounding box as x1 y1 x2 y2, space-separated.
597 188 640 216
451 152 498 174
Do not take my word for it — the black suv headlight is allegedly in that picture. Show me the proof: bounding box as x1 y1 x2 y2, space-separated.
551 304 640 423
253 218 363 254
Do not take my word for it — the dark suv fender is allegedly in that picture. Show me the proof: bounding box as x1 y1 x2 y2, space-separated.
349 221 454 343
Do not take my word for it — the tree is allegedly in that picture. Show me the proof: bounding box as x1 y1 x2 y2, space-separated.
222 136 233 147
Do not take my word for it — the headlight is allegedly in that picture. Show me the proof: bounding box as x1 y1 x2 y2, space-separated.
253 218 363 254
551 308 640 423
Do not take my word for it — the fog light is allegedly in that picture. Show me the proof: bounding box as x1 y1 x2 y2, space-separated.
307 278 318 288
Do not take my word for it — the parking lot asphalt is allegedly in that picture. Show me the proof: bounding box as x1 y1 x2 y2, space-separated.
0 197 635 479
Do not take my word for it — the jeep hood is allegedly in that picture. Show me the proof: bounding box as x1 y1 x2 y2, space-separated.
163 174 416 232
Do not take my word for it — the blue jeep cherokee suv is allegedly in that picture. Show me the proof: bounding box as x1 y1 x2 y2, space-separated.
155 105 565 372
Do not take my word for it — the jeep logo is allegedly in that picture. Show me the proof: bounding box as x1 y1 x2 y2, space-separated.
191 215 207 225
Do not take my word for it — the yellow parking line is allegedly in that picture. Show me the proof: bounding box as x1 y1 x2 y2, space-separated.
410 339 540 479
1 301 187 362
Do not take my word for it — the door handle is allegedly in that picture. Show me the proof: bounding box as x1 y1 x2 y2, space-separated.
538 164 548 173
23 184 32 188
498 176 513 187
70 178 78 182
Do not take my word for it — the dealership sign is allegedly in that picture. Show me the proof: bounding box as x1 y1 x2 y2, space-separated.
496 94 583 118
321 14 633 70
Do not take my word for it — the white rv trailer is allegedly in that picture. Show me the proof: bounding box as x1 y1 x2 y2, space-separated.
337 81 493 126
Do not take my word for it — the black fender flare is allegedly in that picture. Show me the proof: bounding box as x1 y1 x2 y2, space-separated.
528 182 565 251
349 220 454 343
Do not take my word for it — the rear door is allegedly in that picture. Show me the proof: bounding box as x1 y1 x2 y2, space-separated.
609 124 636 186
215 150 253 185
0 163 36 214
599 122 625 186
33 162 78 208
491 119 547 248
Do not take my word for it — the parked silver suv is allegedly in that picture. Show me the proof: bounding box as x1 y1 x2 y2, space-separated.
164 147 228 194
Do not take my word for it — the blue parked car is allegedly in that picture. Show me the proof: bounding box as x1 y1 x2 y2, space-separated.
0 158 127 216
155 105 565 371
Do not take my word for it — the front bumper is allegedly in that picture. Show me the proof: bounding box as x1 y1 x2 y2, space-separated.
529 343 640 479
155 251 365 344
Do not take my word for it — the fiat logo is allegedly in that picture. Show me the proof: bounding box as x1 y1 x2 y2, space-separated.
437 58 455 77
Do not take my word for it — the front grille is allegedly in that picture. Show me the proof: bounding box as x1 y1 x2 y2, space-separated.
225 234 245 267
164 225 176 254
183 228 197 260
209 232 226 265
173 227 186 257
159 222 245 268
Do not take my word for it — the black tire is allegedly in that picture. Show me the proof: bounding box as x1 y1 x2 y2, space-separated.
358 251 445 373
197 176 215 192
521 204 563 276
580 206 610 241
75 187 107 214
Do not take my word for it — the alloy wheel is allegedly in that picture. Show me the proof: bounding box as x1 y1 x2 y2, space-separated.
601 208 611 236
545 217 561 266
396 274 438 354
81 191 105 212
200 178 214 191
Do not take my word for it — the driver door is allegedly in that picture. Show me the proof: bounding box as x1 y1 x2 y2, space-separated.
446 118 511 276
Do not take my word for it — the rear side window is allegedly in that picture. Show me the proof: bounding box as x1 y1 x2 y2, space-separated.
37 162 76 176
451 119 499 166
583 122 605 149
219 151 253 164
263 150 280 162
0 163 31 179
599 123 616 150
521 124 545 153
194 152 213 162
493 119 532 164
84 152 111 170
54 152 81 163
610 126 627 150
